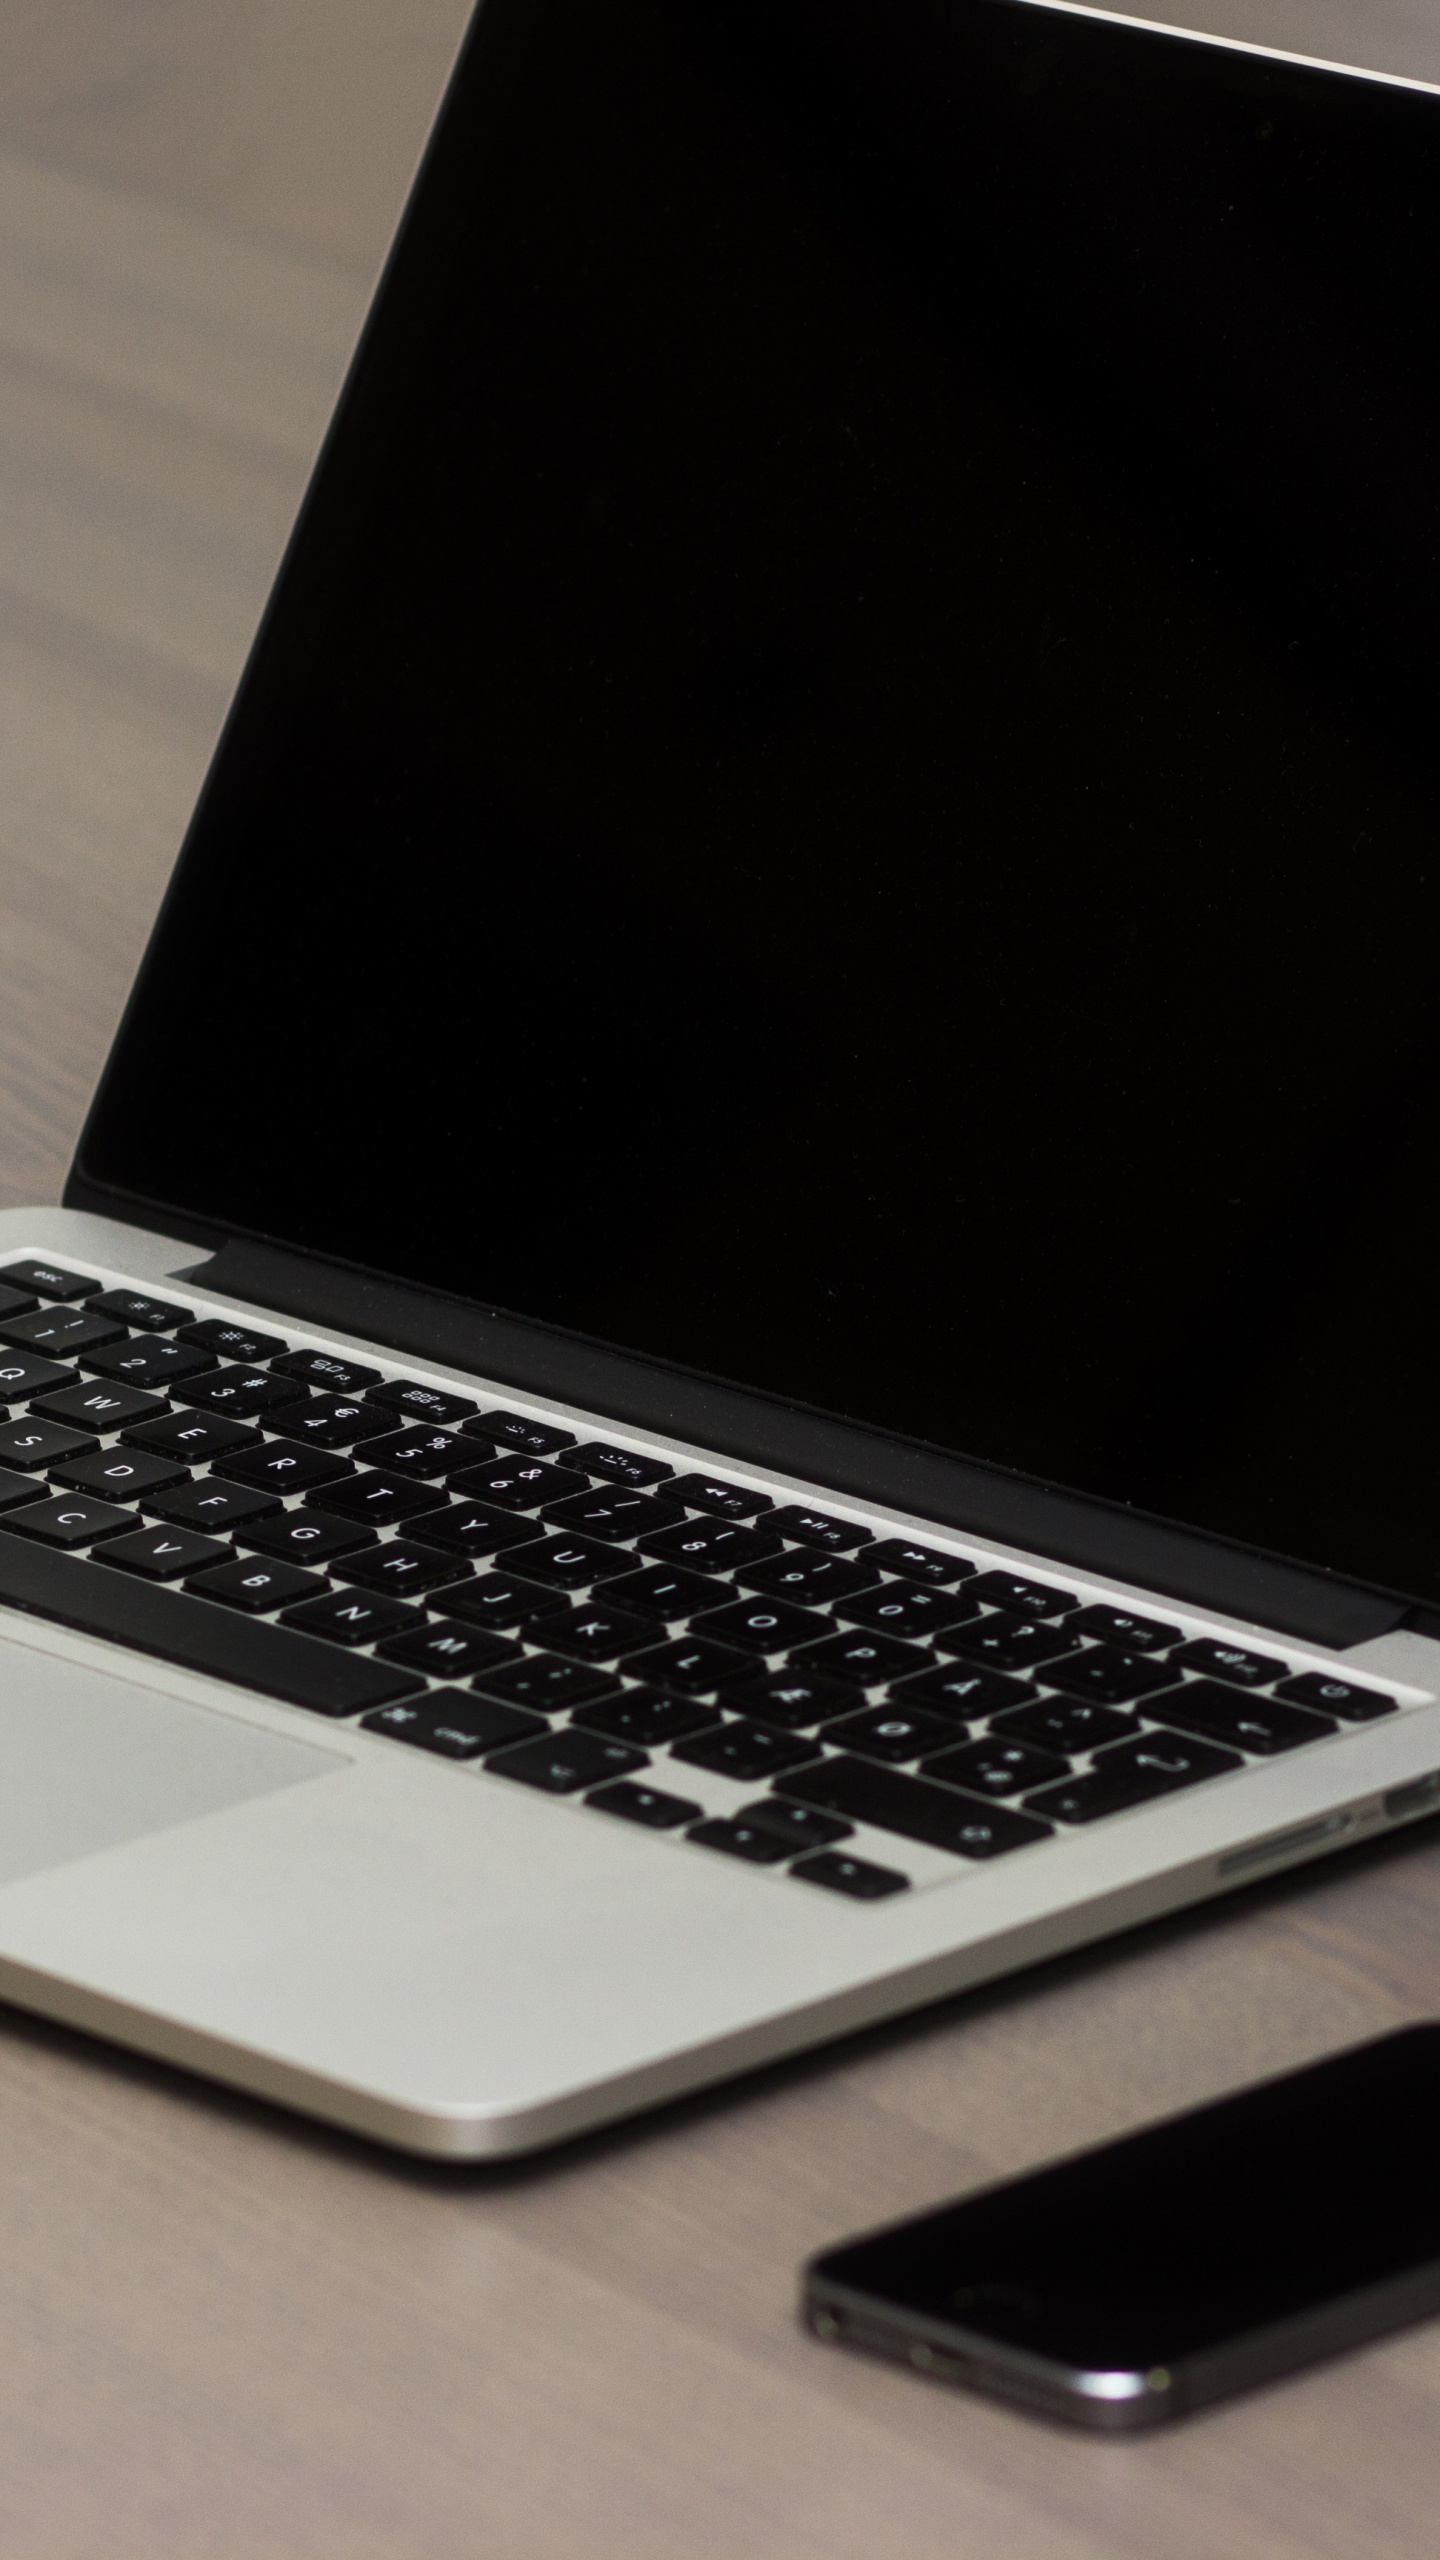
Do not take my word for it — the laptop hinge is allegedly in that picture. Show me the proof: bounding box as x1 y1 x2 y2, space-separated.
179 1237 1408 1654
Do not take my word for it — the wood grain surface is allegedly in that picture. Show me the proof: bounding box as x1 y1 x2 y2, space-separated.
1 5 1439 2551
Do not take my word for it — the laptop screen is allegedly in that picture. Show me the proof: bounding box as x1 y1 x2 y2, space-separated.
75 0 1440 1605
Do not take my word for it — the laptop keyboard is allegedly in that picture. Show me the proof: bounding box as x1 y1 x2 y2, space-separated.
0 1256 1409 1903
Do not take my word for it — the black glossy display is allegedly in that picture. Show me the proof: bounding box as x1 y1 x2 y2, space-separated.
808 2028 1440 2381
74 1 1440 1600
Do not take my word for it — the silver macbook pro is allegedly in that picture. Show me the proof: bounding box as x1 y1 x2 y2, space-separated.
1 0 1438 2155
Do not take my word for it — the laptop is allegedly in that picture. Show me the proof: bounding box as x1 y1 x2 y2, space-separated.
0 0 1437 2158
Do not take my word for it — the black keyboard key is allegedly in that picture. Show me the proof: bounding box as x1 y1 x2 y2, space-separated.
587 1778 700 1829
351 1427 475 1480
241 1508 376 1565
671 1720 821 1782
31 1378 166 1431
477 1652 622 1712
341 1541 471 1597
1273 1671 1398 1723
779 1758 1052 1858
4 1402 106 1464
297 1469 441 1526
401 1499 533 1558
764 1505 873 1554
497 1532 635 1588
920 1736 1069 1796
468 1408 577 1456
666 1473 773 1520
717 1668 863 1728
265 1393 377 1448
737 1550 875 1605
0 1351 73 1402
0 1417 99 1470
0 1259 96 1301
602 1562 722 1620
364 1379 480 1426
792 1849 910 1899
0 1283 36 1320
688 1817 790 1865
376 1619 520 1681
271 1349 381 1394
122 1410 262 1463
689 1594 828 1654
2 1491 132 1547
1168 1637 1288 1687
185 1369 300 1419
835 1580 981 1641
362 1689 544 1758
1068 1603 1182 1653
526 1599 655 1662
0 1307 125 1356
282 1589 417 1647
542 1487 685 1543
50 1448 188 1501
821 1704 957 1763
86 1289 193 1333
187 1557 324 1613
623 1633 752 1693
0 1532 420 1715
1025 1729 1243 1822
738 1799 854 1850
574 1689 721 1746
941 1617 1084 1673
0 1464 43 1511
81 1340 216 1392
966 1571 1080 1619
638 1515 809 1576
865 1538 977 1587
437 1568 565 1631
146 1477 280 1532
793 1628 926 1686
989 1697 1135 1754
2 1418 103 1471
887 1662 1031 1722
570 1443 675 1488
177 1317 288 1363
1041 1647 1181 1705
488 1730 647 1792
96 1524 230 1581
451 1457 589 1510
1143 1679 1337 1755
226 1440 355 1500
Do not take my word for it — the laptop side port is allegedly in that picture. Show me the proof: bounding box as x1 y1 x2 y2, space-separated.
1384 1771 1440 1821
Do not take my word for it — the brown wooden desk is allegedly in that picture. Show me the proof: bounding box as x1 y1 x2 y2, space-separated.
1 6 1438 2549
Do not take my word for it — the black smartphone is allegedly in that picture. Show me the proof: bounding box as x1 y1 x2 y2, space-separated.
803 2025 1440 2428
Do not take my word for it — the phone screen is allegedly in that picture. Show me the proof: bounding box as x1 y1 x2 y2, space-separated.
806 2027 1440 2420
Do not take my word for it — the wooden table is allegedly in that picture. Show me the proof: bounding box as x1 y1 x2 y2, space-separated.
1 6 1438 2549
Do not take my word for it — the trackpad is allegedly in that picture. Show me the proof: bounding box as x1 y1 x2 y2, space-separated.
0 1634 344 1888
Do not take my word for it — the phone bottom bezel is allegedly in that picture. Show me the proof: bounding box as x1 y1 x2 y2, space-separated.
800 2257 1440 2431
